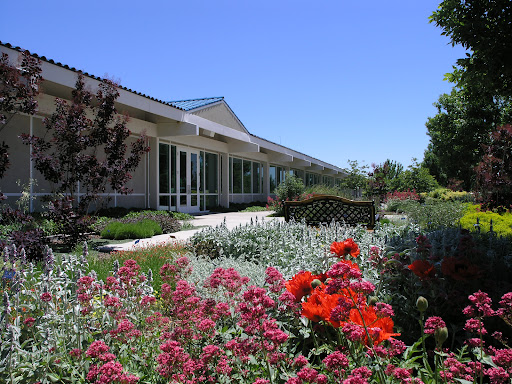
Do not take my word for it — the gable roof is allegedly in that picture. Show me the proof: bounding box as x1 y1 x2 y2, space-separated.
168 97 224 111
169 97 249 134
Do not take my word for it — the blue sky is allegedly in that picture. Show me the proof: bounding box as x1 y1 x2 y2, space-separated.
1 0 466 171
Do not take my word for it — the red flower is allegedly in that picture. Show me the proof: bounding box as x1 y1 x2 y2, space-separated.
408 260 436 280
441 257 482 281
348 305 400 345
330 239 360 258
286 271 317 302
301 288 341 323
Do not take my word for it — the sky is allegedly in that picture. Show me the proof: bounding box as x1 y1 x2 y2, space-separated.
1 0 467 171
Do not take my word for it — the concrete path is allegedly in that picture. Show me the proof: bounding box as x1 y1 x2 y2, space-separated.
97 210 284 253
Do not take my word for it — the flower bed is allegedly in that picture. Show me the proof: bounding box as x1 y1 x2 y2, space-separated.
1 222 512 383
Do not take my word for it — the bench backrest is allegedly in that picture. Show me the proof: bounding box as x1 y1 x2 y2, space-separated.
283 194 376 229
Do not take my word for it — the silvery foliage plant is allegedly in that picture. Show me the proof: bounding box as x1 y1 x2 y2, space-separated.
190 218 418 283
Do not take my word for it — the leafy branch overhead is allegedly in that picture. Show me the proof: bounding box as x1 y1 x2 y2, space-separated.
0 50 42 178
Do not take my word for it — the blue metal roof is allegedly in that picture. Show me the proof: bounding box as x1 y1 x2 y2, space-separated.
167 97 224 111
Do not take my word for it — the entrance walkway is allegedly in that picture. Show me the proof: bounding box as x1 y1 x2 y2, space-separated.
97 210 284 252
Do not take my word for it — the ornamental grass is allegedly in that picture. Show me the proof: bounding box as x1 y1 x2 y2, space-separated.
1 222 512 384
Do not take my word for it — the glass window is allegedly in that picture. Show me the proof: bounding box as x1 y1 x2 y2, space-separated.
232 158 242 193
206 195 218 209
269 166 277 193
205 152 218 194
159 143 169 194
252 162 261 193
170 145 176 193
180 151 187 193
200 151 204 193
229 157 232 193
243 160 251 194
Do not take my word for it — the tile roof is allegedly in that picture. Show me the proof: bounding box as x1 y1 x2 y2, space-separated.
0 41 189 111
167 97 224 111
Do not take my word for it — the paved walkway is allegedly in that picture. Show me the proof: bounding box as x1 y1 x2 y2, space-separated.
97 211 284 252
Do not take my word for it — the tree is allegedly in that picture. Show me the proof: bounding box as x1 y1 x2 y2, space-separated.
21 74 149 246
475 124 512 210
338 160 369 192
367 160 404 199
22 74 149 212
396 159 439 193
0 50 41 178
430 0 512 98
424 86 512 190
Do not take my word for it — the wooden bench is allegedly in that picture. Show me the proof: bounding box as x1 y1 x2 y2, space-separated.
283 194 376 229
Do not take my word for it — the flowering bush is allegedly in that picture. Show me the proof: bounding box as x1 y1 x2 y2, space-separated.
2 232 512 383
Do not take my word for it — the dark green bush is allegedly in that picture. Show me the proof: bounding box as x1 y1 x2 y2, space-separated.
100 219 163 240
275 175 305 201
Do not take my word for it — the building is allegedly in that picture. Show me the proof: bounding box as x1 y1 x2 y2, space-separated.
0 42 347 213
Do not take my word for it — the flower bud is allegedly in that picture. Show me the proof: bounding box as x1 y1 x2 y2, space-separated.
416 296 428 312
368 296 378 306
435 326 449 346
311 279 322 289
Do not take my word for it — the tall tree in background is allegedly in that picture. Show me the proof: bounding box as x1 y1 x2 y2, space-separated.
425 0 512 190
430 0 512 98
424 87 512 190
0 50 41 178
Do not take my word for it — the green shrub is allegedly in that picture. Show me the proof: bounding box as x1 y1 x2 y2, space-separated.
100 219 162 240
391 199 469 230
275 175 305 201
460 208 512 238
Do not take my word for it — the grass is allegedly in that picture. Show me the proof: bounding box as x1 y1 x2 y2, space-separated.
100 219 163 240
85 242 191 290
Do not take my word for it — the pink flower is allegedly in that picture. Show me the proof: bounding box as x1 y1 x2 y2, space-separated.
23 317 36 327
69 348 82 358
86 340 109 358
485 367 510 384
40 292 52 302
323 351 349 370
424 316 446 334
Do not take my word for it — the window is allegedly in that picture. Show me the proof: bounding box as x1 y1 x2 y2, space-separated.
232 158 243 193
243 160 251 194
252 162 261 193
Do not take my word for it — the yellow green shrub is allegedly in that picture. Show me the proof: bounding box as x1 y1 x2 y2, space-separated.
460 207 512 238
420 188 474 202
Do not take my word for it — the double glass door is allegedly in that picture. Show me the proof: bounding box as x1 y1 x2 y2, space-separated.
178 148 199 212
159 143 199 213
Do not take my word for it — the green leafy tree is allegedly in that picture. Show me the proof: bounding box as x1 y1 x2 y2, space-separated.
424 87 511 190
338 160 369 192
430 0 512 98
396 159 439 193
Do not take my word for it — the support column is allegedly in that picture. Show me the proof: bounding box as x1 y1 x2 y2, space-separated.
220 153 229 208
148 137 159 210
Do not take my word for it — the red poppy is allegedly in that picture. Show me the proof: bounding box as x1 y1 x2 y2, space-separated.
286 271 317 302
408 260 436 280
348 305 400 345
441 257 482 281
330 239 360 258
301 288 341 323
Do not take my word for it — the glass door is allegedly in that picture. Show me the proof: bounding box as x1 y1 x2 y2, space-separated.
177 148 200 213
